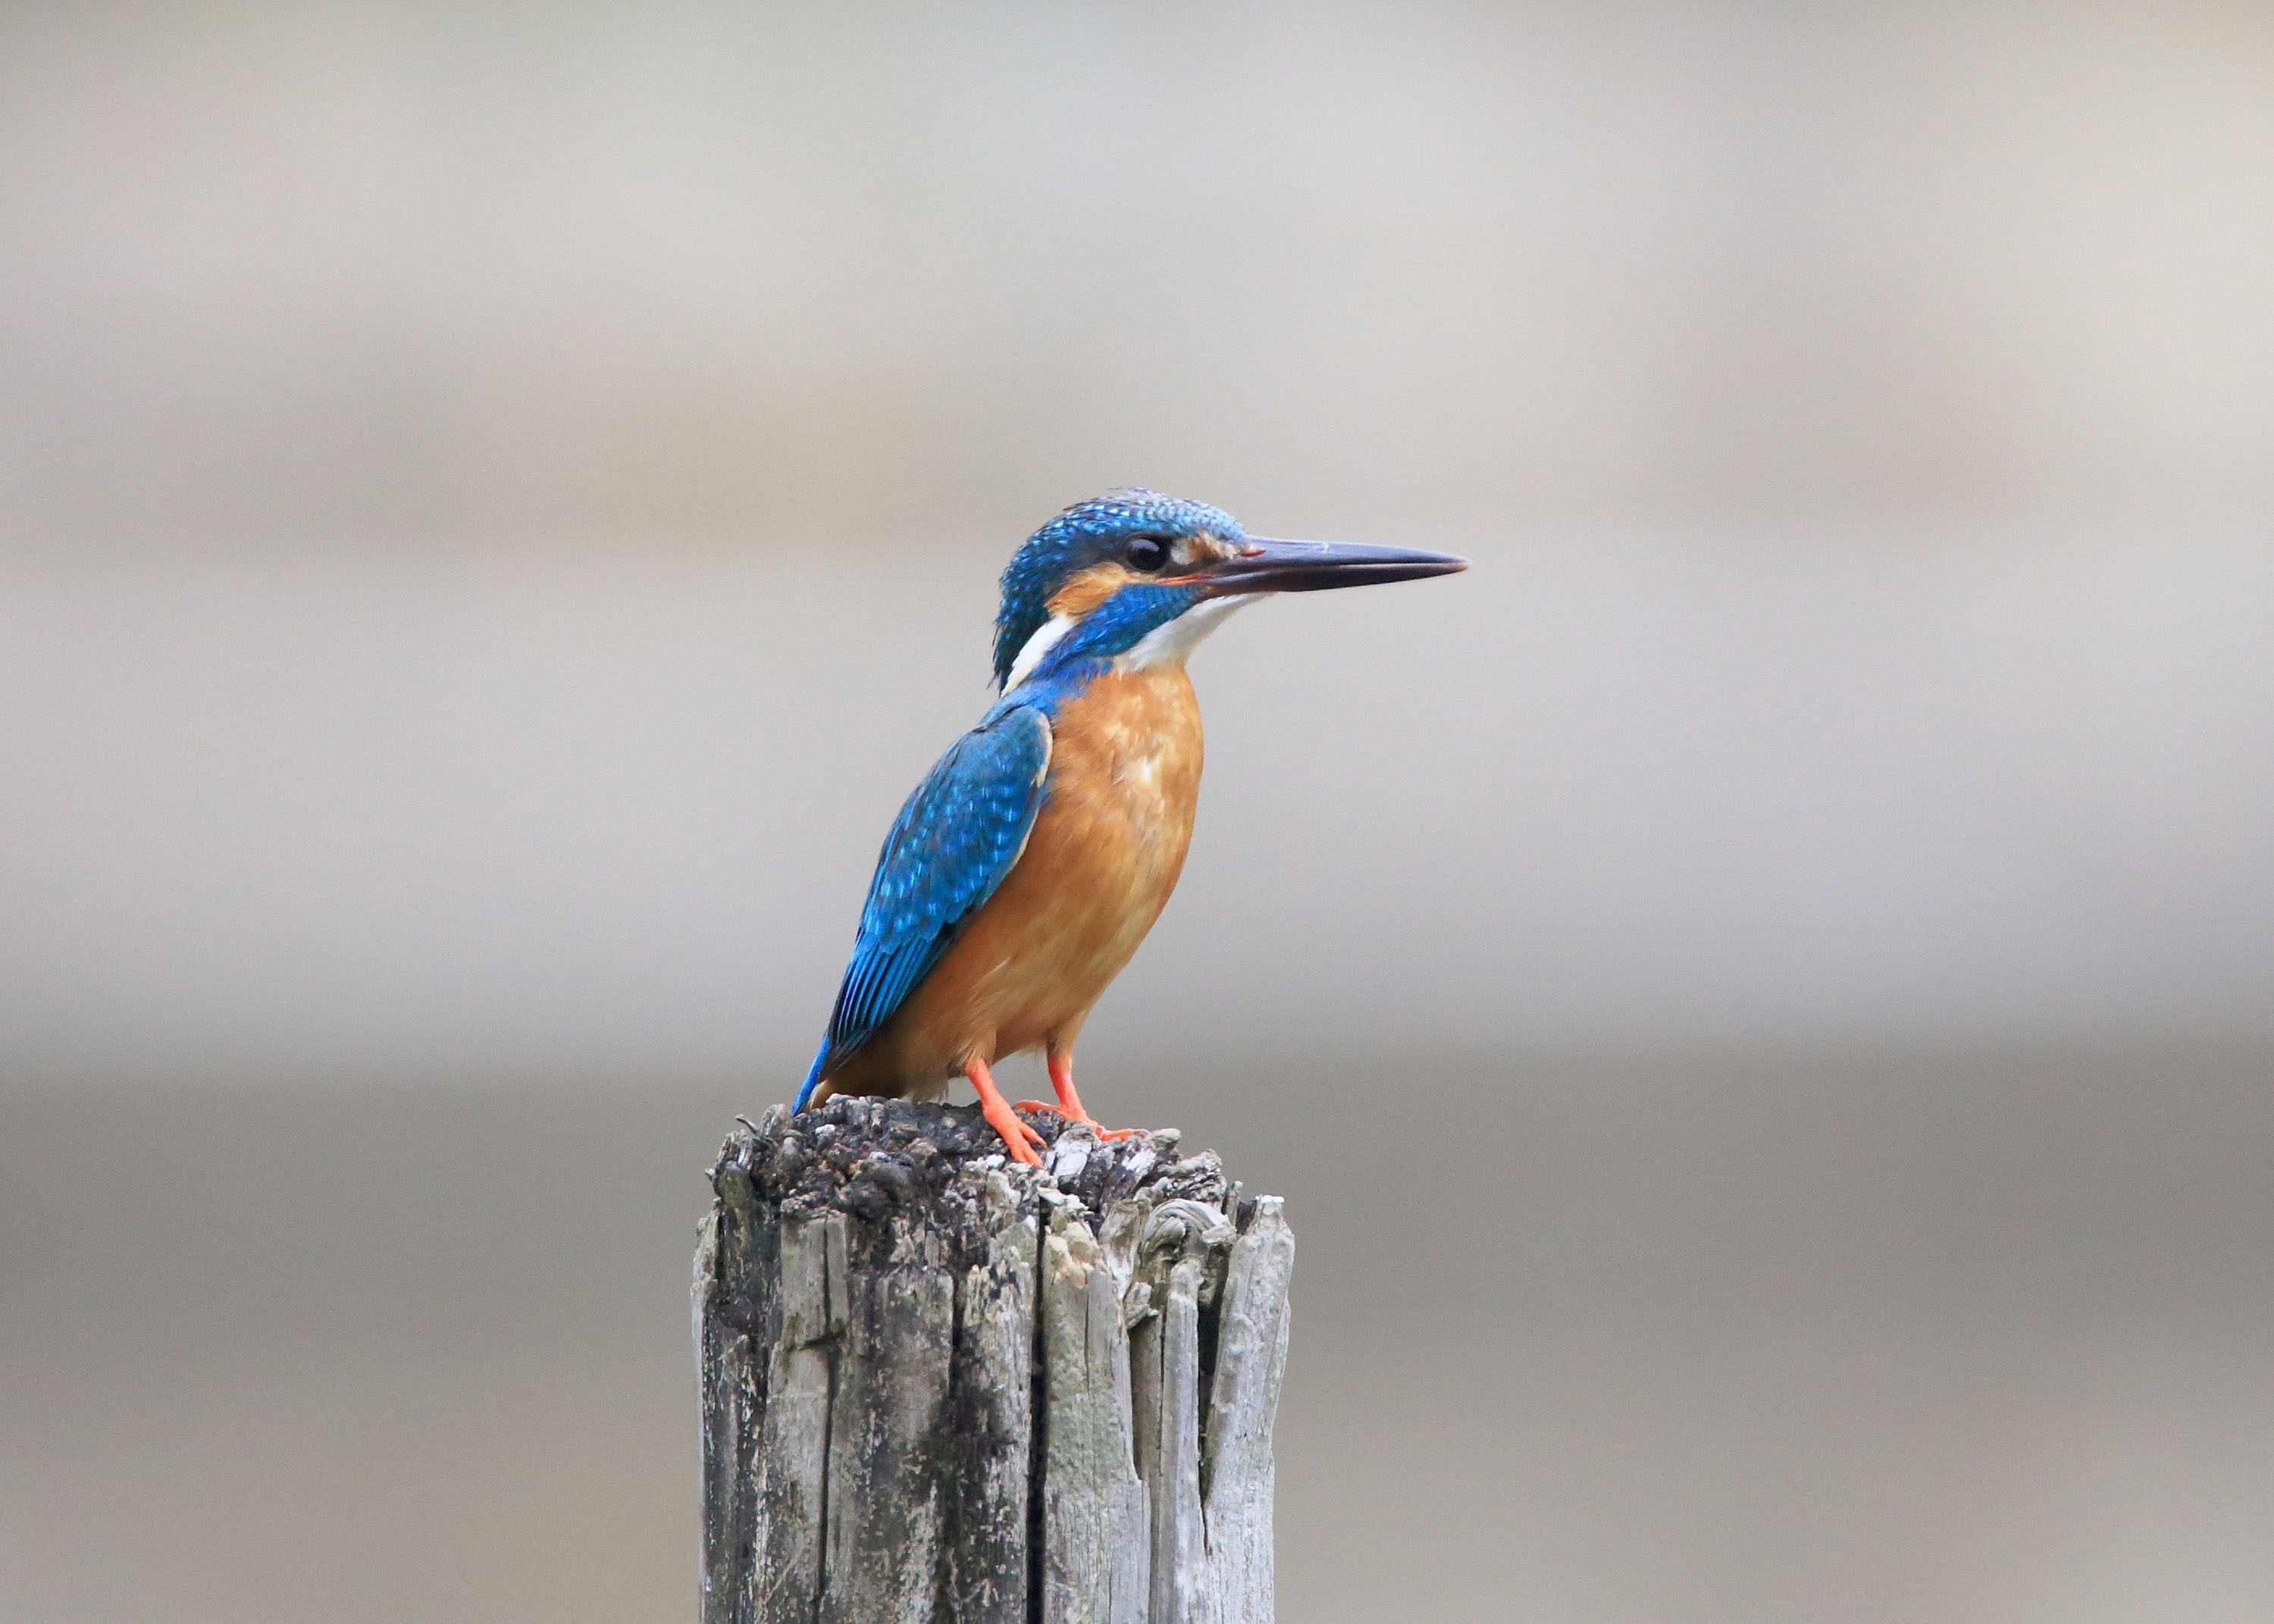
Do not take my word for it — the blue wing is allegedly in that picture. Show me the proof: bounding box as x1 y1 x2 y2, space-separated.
796 702 1052 1108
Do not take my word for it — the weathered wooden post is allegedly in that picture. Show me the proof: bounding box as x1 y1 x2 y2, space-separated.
695 1095 1294 1624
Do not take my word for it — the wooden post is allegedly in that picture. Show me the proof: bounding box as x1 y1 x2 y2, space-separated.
695 1096 1294 1624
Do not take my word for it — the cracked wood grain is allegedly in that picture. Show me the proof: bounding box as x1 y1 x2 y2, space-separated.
696 1097 1292 1623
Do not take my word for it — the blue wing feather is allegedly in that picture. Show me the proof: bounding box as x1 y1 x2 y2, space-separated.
796 702 1052 1107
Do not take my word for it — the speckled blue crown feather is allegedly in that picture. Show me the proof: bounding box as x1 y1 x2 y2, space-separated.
991 490 1245 688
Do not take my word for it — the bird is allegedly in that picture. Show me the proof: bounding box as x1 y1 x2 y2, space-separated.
792 490 1465 1164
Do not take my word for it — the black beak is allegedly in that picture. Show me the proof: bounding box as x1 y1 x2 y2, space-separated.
1189 536 1469 596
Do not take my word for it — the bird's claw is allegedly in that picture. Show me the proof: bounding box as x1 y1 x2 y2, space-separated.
979 1101 1046 1166
1011 1102 1144 1142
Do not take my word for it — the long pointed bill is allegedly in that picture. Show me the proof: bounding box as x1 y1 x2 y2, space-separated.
1187 536 1469 596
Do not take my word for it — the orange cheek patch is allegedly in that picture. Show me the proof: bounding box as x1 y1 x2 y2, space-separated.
1047 563 1138 620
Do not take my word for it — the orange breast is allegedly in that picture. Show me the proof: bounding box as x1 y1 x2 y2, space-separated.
832 665 1204 1096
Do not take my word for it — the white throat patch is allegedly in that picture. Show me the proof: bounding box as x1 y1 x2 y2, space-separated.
1117 594 1255 671
1004 594 1260 690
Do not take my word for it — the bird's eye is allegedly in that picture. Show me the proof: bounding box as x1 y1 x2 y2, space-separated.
1127 536 1170 572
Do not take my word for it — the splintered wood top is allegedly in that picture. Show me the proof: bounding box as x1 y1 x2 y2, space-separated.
709 1095 1245 1231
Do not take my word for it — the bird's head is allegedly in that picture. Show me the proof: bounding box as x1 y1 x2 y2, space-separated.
992 489 1467 692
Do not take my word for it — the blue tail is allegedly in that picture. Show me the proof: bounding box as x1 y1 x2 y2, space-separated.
791 1040 829 1112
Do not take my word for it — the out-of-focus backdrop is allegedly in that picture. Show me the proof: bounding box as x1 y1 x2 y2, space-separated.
4 4 2271 1620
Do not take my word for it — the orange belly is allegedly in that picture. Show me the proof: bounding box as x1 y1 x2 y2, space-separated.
822 665 1203 1100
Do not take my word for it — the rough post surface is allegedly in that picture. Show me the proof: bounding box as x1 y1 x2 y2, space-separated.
695 1097 1294 1624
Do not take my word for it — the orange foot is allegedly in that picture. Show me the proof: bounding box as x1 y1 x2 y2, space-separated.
966 1056 1044 1167
1012 1102 1144 1141
1012 1050 1145 1142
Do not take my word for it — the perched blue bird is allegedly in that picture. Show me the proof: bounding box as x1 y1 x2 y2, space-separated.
794 490 1464 1162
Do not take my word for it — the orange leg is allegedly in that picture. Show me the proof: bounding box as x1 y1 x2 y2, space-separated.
966 1054 1045 1167
1013 1049 1143 1141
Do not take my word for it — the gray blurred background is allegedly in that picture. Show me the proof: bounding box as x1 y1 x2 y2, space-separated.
3 2 2271 1619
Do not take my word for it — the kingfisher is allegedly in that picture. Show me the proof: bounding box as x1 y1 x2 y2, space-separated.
793 490 1465 1164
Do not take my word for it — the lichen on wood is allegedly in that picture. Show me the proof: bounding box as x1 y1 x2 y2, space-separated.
695 1095 1293 1624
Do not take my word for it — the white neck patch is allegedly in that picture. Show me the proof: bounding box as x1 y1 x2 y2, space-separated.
1003 612 1074 692
1005 594 1261 690
1117 594 1256 672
